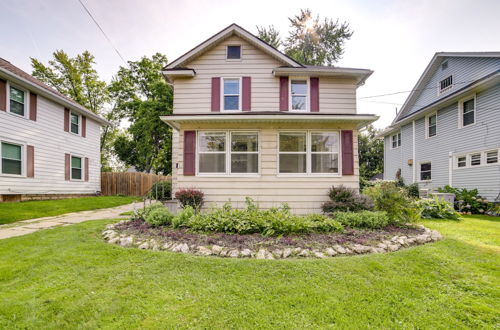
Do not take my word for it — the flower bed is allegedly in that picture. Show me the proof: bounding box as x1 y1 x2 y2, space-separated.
102 220 442 259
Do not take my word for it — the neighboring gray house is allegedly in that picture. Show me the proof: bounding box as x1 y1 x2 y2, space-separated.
381 52 500 201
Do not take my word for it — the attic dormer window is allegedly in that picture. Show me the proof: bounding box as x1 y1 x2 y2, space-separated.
226 45 241 60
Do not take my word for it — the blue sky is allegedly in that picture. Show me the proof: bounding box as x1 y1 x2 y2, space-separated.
1 0 499 128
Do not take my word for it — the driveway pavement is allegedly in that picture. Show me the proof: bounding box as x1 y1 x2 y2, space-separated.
0 202 138 240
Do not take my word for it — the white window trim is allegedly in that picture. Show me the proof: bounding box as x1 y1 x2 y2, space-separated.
70 112 81 136
6 82 29 119
453 148 500 170
418 161 432 182
277 130 342 177
289 77 310 112
0 138 27 178
225 44 242 62
70 154 84 181
425 112 437 139
196 130 260 177
220 77 242 112
391 131 401 149
458 94 476 129
438 75 453 95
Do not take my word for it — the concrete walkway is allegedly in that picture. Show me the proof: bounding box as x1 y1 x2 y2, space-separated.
0 202 138 240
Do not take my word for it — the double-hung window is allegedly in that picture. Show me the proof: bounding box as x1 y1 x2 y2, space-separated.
9 85 26 116
457 156 467 168
461 97 475 127
290 79 308 111
197 131 259 175
486 150 498 164
71 112 80 134
391 132 401 148
223 78 240 111
1 142 23 175
470 153 481 166
427 113 437 138
420 162 431 181
71 156 82 180
278 131 340 175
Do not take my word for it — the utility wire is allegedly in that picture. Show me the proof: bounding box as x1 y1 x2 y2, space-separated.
77 0 127 65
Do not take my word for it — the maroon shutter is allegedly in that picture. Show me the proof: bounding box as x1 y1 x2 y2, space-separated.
29 93 37 121
341 130 354 175
0 79 6 111
64 108 70 132
183 131 196 176
279 76 289 111
310 77 319 112
65 153 71 180
242 76 251 111
211 77 220 112
84 157 89 181
82 116 87 137
27 145 35 178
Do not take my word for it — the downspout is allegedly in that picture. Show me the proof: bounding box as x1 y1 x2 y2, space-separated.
412 120 416 183
448 152 453 186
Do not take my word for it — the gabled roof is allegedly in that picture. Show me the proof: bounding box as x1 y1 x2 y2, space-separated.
164 23 304 69
0 57 109 125
392 52 500 124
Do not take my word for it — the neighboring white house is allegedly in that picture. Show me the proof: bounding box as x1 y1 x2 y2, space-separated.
0 57 109 202
161 24 378 213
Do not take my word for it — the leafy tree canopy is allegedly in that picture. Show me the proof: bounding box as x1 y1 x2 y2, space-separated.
358 124 384 182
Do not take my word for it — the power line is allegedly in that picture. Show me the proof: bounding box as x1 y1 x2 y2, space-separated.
77 0 127 65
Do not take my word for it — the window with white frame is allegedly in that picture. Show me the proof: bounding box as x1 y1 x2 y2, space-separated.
427 113 437 138
70 112 80 134
470 153 481 166
457 156 467 168
71 156 82 180
197 131 259 175
226 45 241 60
222 78 240 111
420 162 431 181
9 85 26 116
439 76 453 93
290 79 308 110
1 142 23 175
461 97 475 127
391 132 401 148
278 131 340 175
486 150 498 164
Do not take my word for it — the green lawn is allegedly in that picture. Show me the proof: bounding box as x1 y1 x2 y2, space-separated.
0 196 139 225
0 216 498 329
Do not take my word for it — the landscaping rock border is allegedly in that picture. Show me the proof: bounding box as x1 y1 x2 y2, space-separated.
102 221 443 259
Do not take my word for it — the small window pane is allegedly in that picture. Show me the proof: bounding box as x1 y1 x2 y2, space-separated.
199 133 225 152
429 125 437 137
231 154 258 173
2 159 22 175
224 96 239 110
227 46 241 59
10 87 24 103
279 133 306 152
279 154 306 173
224 79 240 95
199 154 225 173
292 96 307 110
2 143 21 160
486 151 498 164
457 156 466 168
463 111 474 126
470 153 481 166
311 154 338 173
291 80 307 94
10 100 24 116
72 168 82 180
71 156 81 169
231 133 258 152
311 133 338 152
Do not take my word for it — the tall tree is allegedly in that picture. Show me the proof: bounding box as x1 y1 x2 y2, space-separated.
358 125 384 182
257 9 353 65
256 25 282 49
109 53 173 174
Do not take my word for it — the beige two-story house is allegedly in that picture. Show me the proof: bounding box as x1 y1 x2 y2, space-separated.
161 24 378 213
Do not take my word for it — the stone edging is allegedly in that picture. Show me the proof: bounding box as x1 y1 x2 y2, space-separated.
102 221 443 259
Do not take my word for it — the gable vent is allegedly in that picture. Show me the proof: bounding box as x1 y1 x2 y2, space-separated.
441 60 448 70
439 75 453 93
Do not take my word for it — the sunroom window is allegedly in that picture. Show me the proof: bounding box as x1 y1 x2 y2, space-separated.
457 156 467 168
486 150 498 164
71 156 82 180
279 132 307 173
71 113 80 134
230 132 258 173
1 142 22 175
9 86 25 116
290 80 307 110
198 132 226 173
470 153 481 166
311 132 339 173
223 78 240 111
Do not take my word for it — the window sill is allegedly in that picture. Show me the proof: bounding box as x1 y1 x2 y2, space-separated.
277 173 342 178
195 173 260 178
459 123 476 129
418 180 432 183
0 173 26 178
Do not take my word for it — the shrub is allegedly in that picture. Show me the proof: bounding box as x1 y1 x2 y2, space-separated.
135 202 165 220
363 181 421 225
438 185 490 214
144 207 174 226
321 186 373 214
147 181 172 201
175 189 204 210
172 205 196 228
417 197 461 220
406 183 420 198
333 211 390 229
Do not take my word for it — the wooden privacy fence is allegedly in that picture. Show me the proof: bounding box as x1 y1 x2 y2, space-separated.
101 172 171 196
